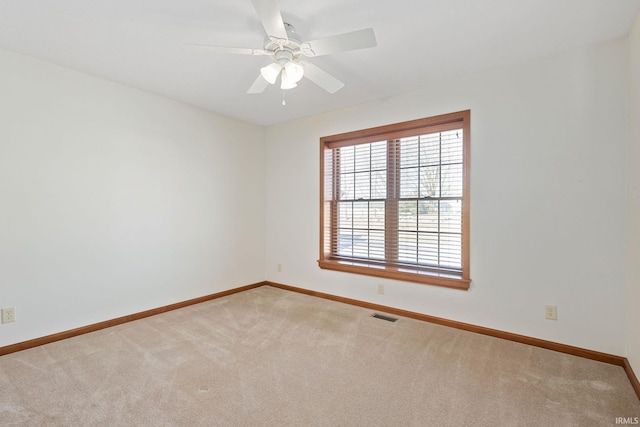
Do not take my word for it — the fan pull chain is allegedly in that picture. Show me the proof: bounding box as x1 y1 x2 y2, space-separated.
282 90 286 106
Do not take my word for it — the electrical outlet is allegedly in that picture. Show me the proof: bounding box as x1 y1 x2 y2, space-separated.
277 263 282 272
1 307 15 324
544 305 557 320
377 284 384 295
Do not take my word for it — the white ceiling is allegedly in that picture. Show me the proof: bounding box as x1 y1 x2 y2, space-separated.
1 0 639 126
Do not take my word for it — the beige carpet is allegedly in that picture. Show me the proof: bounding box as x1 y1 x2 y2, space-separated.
0 285 638 426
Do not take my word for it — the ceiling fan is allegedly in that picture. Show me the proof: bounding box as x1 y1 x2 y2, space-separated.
187 0 377 95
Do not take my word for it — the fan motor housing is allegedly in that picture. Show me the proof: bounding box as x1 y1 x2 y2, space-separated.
263 23 302 54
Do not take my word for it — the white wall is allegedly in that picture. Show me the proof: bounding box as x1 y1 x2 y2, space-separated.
265 38 629 355
627 12 640 374
0 48 265 347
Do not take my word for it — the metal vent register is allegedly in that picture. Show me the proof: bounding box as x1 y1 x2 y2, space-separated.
372 313 398 322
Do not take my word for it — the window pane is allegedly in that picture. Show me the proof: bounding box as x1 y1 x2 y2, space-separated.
369 230 385 260
418 201 438 232
420 133 440 166
369 201 385 230
352 230 369 257
418 232 439 266
340 173 354 200
440 201 461 233
398 201 417 231
400 167 419 198
398 231 418 263
441 130 463 164
354 172 371 199
440 234 462 269
338 202 352 229
400 136 419 168
339 146 355 174
352 202 369 229
371 141 387 170
441 163 462 197
354 144 371 172
419 166 440 198
371 170 386 199
338 232 353 255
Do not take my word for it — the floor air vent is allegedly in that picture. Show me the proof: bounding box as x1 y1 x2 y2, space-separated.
372 313 398 322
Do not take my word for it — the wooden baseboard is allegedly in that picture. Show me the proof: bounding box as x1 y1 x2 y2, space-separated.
623 359 640 399
0 281 266 357
266 281 640 400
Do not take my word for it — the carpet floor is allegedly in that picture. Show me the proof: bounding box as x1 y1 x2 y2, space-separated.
0 285 638 426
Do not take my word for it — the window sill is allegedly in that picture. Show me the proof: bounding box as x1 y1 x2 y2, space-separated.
318 259 470 290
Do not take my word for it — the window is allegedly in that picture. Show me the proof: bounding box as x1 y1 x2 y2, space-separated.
319 110 470 290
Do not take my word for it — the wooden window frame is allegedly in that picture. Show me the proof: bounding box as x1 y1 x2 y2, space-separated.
319 110 471 290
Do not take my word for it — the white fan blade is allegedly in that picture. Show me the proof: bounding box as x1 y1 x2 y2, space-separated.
300 61 344 94
247 74 270 94
250 0 288 41
301 28 376 57
185 44 268 56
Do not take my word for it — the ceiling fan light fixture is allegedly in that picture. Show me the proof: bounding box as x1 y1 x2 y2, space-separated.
280 68 298 89
260 63 281 84
284 61 304 83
